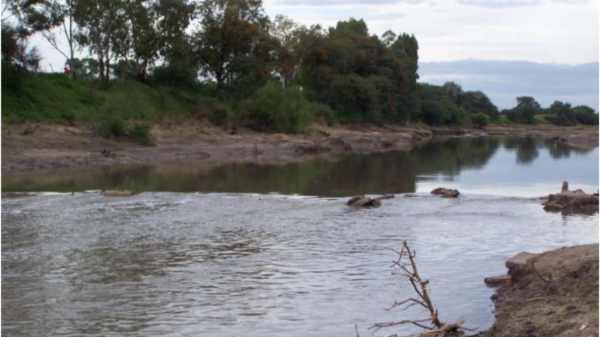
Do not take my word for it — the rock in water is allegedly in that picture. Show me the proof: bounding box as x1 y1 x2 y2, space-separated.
432 188 460 198
346 194 395 207
441 189 460 198
346 195 366 205
543 181 599 214
103 190 134 197
431 187 453 195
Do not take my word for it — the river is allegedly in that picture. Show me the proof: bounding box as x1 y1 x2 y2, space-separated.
2 137 598 336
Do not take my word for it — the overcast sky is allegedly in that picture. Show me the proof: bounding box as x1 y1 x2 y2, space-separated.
32 0 599 110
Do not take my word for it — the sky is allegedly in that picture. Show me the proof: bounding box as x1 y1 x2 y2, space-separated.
31 0 599 110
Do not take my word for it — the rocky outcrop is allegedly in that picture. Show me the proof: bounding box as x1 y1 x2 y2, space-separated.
347 194 395 207
543 181 599 213
431 188 460 198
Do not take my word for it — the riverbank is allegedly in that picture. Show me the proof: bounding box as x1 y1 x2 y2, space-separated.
2 122 598 171
481 244 599 337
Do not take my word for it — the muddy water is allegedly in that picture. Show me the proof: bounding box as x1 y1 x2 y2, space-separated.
2 137 599 337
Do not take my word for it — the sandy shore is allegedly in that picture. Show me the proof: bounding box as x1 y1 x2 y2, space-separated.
2 122 598 172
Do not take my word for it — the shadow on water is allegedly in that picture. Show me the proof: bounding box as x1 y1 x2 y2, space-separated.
2 137 596 196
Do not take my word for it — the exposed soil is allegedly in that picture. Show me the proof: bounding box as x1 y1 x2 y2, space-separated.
1 122 597 172
482 244 599 337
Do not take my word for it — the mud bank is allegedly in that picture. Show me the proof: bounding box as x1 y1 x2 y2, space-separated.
2 122 597 172
481 244 599 337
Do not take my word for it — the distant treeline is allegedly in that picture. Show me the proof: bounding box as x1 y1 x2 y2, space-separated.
2 0 597 135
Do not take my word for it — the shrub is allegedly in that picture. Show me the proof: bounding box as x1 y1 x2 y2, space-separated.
150 62 198 93
197 96 235 126
129 122 154 145
313 103 337 126
242 83 313 134
420 100 446 125
99 116 128 138
572 106 598 125
470 112 490 128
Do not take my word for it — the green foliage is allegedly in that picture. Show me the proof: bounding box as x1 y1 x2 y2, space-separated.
299 19 416 125
460 91 499 120
470 112 490 128
99 116 128 138
150 62 199 92
547 101 576 126
1 72 197 123
572 105 599 125
129 121 155 145
196 96 235 126
417 83 467 126
99 117 154 145
313 103 337 126
242 82 313 134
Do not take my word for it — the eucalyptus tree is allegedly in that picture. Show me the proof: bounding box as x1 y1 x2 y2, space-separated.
193 0 275 96
74 0 127 82
270 14 305 88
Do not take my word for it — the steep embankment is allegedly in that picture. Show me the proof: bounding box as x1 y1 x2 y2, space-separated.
484 245 599 337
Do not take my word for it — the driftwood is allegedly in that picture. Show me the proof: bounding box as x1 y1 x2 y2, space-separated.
370 241 475 337
347 194 395 207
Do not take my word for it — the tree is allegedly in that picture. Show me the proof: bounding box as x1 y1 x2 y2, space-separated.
193 0 274 97
74 0 128 82
17 0 80 78
470 112 489 128
516 96 541 111
572 105 598 125
442 81 463 105
270 15 305 88
548 101 576 126
460 90 498 119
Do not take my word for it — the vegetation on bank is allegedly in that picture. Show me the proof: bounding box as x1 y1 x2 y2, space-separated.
2 0 598 141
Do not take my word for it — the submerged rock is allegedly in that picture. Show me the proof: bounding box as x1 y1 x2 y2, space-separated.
431 188 460 198
543 181 599 214
347 194 394 207
103 190 135 197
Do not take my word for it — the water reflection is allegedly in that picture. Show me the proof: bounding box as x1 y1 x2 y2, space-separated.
2 137 596 197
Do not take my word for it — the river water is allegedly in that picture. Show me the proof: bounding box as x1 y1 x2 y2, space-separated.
2 137 599 337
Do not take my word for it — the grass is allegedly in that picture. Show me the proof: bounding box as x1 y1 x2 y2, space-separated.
2 72 198 124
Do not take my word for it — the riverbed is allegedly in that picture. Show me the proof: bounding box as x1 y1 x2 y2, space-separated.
2 137 598 337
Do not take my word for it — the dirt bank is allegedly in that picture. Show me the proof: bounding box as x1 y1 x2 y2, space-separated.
2 122 597 172
482 244 599 337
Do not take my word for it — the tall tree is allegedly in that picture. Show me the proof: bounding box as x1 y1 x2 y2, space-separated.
74 0 127 82
19 0 79 77
270 14 304 88
193 0 274 96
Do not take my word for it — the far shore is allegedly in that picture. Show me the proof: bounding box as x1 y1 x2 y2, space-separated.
2 122 598 172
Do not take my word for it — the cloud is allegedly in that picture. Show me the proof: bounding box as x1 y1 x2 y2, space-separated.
457 0 587 7
419 60 599 110
273 0 422 6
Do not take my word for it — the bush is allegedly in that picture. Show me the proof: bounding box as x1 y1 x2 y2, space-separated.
150 62 199 93
420 100 446 125
470 112 490 128
98 117 154 145
99 116 128 138
572 106 598 125
313 103 337 126
197 97 235 126
129 122 154 145
242 83 313 134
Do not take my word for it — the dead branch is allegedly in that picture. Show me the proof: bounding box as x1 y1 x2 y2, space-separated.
371 241 475 337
